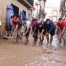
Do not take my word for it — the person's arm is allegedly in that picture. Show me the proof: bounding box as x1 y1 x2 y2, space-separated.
39 24 45 36
38 29 40 35
37 22 45 35
60 27 66 37
30 25 32 32
23 27 29 35
55 24 59 35
14 25 18 32
40 29 44 35
30 27 33 34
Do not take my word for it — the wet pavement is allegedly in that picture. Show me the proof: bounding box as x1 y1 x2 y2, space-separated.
0 35 66 66
25 47 66 66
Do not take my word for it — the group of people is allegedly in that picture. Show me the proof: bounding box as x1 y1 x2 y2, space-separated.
30 14 55 46
7 14 66 47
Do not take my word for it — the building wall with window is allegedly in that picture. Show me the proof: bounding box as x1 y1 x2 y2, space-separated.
60 0 66 18
45 6 60 22
32 0 46 18
39 0 46 11
0 0 32 33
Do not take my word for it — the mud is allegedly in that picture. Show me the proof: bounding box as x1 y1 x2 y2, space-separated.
0 35 66 66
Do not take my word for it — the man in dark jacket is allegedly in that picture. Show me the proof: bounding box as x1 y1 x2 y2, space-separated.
38 14 45 46
30 18 38 46
41 19 55 45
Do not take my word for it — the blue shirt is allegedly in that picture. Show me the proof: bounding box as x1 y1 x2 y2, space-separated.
47 20 55 33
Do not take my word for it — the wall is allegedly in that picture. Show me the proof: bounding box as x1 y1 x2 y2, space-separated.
39 0 45 11
0 0 32 33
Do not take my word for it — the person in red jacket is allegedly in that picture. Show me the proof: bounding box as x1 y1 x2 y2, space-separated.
12 16 21 31
12 15 22 43
30 18 38 45
57 18 66 45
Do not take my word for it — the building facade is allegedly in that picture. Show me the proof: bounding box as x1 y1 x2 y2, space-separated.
45 5 60 22
45 0 60 22
32 0 46 18
0 0 33 33
60 0 66 18
39 0 46 15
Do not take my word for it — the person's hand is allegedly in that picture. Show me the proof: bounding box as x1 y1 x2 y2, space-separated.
39 33 43 39
46 32 49 35
46 33 49 37
30 30 33 34
23 33 26 36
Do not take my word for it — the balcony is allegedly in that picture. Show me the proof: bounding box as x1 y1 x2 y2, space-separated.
27 0 33 6
18 0 33 9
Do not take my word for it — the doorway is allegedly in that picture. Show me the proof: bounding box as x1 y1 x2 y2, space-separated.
22 10 26 18
11 4 19 17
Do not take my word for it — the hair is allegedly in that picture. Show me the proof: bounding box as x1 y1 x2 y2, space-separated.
13 15 20 18
11 16 14 18
32 18 36 22
46 19 50 22
39 14 45 19
42 14 45 18
23 18 27 21
59 18 62 20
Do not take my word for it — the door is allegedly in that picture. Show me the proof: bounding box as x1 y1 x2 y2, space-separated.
6 4 14 31
11 4 19 17
21 10 26 20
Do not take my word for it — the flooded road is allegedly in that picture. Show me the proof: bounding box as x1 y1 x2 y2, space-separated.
25 47 66 66
0 35 66 66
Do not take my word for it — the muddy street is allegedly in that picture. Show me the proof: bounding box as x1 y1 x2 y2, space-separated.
0 36 66 66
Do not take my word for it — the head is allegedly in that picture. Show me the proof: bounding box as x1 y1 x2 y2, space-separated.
46 19 50 24
11 16 14 19
23 18 27 24
13 15 17 19
58 18 62 24
32 18 37 23
40 14 45 21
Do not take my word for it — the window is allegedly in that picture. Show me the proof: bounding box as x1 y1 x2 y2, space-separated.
11 4 19 17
